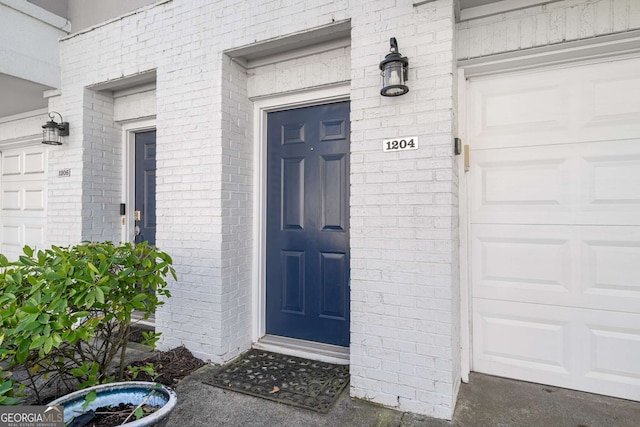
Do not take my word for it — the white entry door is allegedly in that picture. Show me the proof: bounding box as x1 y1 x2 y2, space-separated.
0 144 47 260
468 57 640 401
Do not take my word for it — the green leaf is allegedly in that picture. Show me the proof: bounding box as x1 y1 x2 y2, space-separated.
18 255 36 266
29 335 47 350
134 406 144 420
94 287 105 304
43 336 53 354
20 305 40 314
87 262 100 275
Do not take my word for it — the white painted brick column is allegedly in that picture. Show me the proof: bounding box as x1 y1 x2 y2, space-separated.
80 89 121 243
349 0 460 419
46 90 85 246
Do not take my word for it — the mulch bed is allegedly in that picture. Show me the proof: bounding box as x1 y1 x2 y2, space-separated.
124 345 206 387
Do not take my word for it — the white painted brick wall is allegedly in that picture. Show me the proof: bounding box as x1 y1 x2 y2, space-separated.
247 45 351 98
81 89 121 243
458 0 640 60
46 0 460 419
113 89 156 122
45 92 84 245
349 0 459 419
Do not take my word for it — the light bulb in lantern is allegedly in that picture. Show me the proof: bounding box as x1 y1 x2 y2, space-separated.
388 69 401 86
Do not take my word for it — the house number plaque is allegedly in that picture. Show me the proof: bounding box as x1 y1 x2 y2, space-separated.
382 136 418 152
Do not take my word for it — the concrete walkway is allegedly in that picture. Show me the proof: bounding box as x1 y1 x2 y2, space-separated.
166 365 640 427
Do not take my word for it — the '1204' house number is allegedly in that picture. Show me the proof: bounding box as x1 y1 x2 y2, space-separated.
382 136 418 152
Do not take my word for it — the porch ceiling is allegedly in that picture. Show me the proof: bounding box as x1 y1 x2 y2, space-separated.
0 73 50 118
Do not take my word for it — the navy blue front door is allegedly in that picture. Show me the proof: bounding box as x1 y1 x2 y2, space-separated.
134 130 156 245
266 102 350 347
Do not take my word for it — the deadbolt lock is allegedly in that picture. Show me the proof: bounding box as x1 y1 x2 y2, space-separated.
134 210 141 221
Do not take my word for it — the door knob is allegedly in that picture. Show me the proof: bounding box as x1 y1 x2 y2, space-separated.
134 225 141 236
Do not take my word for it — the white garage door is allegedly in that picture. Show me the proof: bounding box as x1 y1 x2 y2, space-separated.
0 144 47 261
468 57 640 401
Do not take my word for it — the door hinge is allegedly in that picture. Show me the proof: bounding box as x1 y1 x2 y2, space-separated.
464 145 470 172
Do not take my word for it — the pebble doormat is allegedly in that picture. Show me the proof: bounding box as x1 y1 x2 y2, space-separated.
203 349 349 413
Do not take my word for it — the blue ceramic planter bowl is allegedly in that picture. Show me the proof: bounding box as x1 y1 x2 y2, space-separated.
49 381 177 427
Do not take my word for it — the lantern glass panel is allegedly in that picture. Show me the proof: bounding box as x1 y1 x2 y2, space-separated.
383 61 405 87
42 122 61 145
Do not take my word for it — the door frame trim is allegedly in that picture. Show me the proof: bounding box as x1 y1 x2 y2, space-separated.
251 84 350 345
121 119 155 244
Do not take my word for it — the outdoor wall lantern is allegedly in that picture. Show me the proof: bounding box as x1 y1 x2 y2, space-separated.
379 37 409 97
42 111 69 145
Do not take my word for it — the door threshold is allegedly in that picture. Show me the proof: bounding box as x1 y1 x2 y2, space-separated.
253 335 349 365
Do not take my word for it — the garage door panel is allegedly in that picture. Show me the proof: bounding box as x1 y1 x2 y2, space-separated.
472 148 571 223
582 73 640 128
470 58 640 150
2 189 22 211
2 152 22 176
470 75 570 150
474 299 640 400
582 152 640 207
474 299 572 380
472 229 570 294
587 326 640 383
472 140 640 225
1 223 21 246
23 225 44 249
473 224 640 313
583 238 640 300
23 150 46 174
24 188 45 211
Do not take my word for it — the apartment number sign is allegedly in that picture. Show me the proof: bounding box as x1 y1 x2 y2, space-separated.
382 136 418 152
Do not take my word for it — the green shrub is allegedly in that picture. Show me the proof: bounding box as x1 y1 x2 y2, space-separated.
0 241 176 404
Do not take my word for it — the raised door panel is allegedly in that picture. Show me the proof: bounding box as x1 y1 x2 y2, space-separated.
471 140 640 226
469 57 640 150
473 299 640 401
473 224 640 313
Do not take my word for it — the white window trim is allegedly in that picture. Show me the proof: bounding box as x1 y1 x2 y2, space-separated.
251 84 350 345
120 118 155 244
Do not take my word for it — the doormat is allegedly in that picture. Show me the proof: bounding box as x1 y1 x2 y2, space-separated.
203 349 349 413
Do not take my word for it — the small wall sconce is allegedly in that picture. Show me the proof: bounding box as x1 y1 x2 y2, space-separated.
42 111 69 145
379 37 409 97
